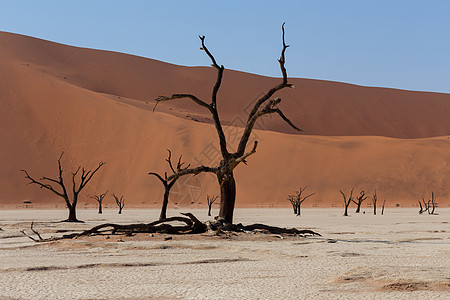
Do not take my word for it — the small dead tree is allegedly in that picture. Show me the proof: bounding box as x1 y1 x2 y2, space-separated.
291 186 315 216
420 192 438 215
21 152 105 222
340 188 354 217
153 23 300 224
112 193 125 214
91 191 108 214
381 199 386 215
207 194 219 216
288 194 298 215
430 192 437 214
352 190 368 213
149 150 191 220
372 190 377 215
418 199 427 214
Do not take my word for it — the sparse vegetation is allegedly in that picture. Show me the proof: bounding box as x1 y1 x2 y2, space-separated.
352 190 367 213
419 192 438 215
112 193 125 214
287 186 315 216
207 194 219 217
340 188 354 217
372 190 377 215
92 191 108 214
21 152 105 222
148 150 191 220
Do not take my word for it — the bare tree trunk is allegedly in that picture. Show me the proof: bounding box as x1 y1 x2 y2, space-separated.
65 204 79 222
297 204 301 216
208 204 212 217
355 203 362 213
160 186 170 220
381 200 386 215
218 172 236 224
344 204 349 216
372 190 377 215
98 204 102 214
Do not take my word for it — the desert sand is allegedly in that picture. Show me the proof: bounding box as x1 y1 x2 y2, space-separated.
0 208 449 299
1 31 450 208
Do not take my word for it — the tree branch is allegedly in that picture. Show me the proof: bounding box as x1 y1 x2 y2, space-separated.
236 97 300 155
166 165 217 181
153 94 209 112
148 172 168 185
234 141 258 167
20 169 64 198
245 23 294 126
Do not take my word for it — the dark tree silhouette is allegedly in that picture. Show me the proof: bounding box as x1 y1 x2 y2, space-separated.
429 192 437 215
288 186 315 216
21 152 105 222
352 190 367 213
420 192 438 215
372 190 377 215
418 199 427 214
153 23 299 224
340 188 354 217
381 199 386 215
148 150 191 220
207 194 219 216
288 194 298 215
92 191 108 214
112 193 125 214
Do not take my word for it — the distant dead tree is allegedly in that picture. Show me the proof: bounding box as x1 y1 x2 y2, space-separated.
429 192 437 214
418 198 428 214
372 190 377 215
352 190 367 213
149 150 191 220
288 194 298 215
21 152 105 222
112 193 125 214
91 191 108 214
153 23 300 224
288 186 315 216
420 192 438 215
207 194 219 216
340 188 354 217
381 199 386 215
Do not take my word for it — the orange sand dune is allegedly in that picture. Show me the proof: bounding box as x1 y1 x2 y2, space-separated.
2 31 450 138
1 32 449 209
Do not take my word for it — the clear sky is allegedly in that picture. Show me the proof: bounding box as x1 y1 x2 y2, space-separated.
1 0 449 93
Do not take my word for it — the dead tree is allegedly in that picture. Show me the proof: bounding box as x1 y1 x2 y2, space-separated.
91 191 108 214
153 23 300 224
288 194 298 215
291 186 315 216
22 213 321 242
421 192 438 215
21 152 105 222
112 193 125 214
418 199 427 214
149 150 191 220
340 188 354 217
381 199 386 215
352 190 367 213
207 194 219 216
372 190 377 215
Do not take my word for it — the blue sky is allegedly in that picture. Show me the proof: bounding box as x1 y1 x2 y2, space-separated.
1 0 449 93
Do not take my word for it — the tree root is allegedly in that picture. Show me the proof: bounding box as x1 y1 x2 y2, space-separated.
21 213 321 242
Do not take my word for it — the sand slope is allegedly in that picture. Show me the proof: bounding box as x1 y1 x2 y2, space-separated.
1 32 449 208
